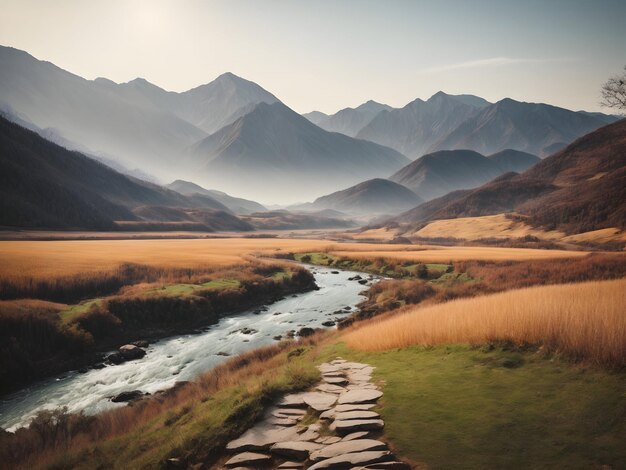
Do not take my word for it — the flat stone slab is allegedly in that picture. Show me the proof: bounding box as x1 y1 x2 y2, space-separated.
302 392 337 411
317 383 347 394
310 439 388 462
315 436 342 444
337 389 383 405
334 410 380 421
227 423 301 452
356 462 412 469
334 419 385 434
274 408 307 416
308 450 393 470
278 462 304 469
335 404 375 412
225 451 272 467
267 417 298 426
270 441 323 460
278 394 307 408
341 431 371 441
323 376 349 386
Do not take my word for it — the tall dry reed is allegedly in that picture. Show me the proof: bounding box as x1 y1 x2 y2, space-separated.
344 278 626 368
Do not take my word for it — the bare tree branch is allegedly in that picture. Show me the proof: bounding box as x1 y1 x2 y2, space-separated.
601 66 626 113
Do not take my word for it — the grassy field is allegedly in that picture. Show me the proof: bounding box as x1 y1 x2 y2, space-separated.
344 278 626 368
0 238 590 280
317 343 626 470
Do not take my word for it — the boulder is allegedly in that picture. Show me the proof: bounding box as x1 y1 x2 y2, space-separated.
111 390 144 403
337 389 382 404
310 439 388 462
119 344 146 360
131 340 149 348
308 450 393 470
225 452 272 468
298 327 316 337
270 441 322 460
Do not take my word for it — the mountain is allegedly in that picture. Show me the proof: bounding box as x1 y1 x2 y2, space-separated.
189 102 410 202
0 116 255 231
0 46 282 181
386 119 626 235
167 180 266 214
389 150 506 201
487 149 540 173
308 178 423 215
577 111 622 124
302 111 329 126
315 100 393 137
240 210 355 230
356 92 485 158
431 98 610 157
0 46 207 178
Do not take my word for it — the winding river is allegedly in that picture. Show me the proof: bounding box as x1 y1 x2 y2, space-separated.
0 266 375 432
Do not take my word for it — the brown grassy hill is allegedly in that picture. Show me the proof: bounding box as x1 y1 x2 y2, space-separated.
386 119 626 235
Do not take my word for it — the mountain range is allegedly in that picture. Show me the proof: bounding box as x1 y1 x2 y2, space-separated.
188 101 410 201
384 118 626 235
389 149 540 200
0 115 250 231
303 178 423 215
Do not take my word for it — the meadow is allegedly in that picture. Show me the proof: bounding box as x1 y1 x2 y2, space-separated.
344 278 626 368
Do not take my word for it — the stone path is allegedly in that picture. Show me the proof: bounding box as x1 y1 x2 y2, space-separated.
223 358 409 469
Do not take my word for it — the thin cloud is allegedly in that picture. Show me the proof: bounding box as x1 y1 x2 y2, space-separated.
421 57 571 74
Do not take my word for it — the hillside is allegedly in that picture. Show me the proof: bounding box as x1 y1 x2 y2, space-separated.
0 116 249 230
309 178 423 215
315 100 392 137
432 98 609 157
189 102 410 202
167 180 266 214
387 119 626 235
356 92 483 158
389 150 506 201
0 46 207 177
488 149 540 173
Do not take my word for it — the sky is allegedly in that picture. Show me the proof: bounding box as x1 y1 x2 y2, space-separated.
1 0 624 114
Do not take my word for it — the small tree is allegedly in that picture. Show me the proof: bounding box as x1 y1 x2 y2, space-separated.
601 66 626 113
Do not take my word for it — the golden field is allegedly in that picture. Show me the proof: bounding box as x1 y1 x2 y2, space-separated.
414 213 626 244
344 278 626 367
0 238 591 279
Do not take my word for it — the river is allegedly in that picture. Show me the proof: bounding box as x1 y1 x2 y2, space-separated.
0 265 375 432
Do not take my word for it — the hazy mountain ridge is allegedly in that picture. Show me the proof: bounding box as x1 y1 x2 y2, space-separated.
389 148 539 201
0 115 256 230
315 100 393 137
167 180 267 214
308 178 423 215
431 98 609 157
189 102 410 201
385 119 626 235
356 92 483 158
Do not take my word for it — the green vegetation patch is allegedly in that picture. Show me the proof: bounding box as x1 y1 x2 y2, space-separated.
59 299 102 323
145 278 241 296
317 343 626 470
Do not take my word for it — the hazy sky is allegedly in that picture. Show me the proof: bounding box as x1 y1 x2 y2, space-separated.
1 0 624 113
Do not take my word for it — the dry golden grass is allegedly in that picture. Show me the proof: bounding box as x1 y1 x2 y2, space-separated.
344 278 626 368
414 213 626 244
331 245 589 262
0 238 589 280
414 214 567 241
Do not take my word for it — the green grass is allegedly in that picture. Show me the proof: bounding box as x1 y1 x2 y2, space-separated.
59 299 102 323
317 343 626 470
47 346 320 469
145 278 241 295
